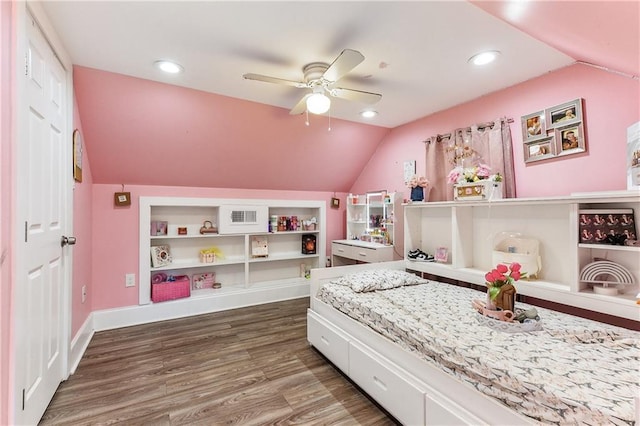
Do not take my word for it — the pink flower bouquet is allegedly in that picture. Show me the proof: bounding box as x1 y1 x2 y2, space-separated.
485 262 526 301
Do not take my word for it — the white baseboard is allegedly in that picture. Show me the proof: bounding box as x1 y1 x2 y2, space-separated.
68 313 94 375
92 280 310 331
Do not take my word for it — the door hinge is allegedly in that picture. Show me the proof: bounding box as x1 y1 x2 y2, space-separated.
24 221 28 243
22 388 25 410
24 54 28 77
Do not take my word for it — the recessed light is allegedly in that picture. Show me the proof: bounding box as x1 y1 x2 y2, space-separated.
154 60 184 74
360 110 378 118
468 50 501 66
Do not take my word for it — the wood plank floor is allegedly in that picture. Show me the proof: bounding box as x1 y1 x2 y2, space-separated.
40 298 399 425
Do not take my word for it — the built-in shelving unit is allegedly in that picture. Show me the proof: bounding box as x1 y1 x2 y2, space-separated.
139 197 326 307
404 191 640 321
333 192 401 265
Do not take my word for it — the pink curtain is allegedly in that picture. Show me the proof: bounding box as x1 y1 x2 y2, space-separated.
425 117 516 201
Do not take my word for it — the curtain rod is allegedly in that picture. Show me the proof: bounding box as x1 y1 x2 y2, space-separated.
422 117 514 143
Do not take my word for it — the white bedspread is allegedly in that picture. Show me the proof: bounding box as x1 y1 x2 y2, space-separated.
317 279 640 425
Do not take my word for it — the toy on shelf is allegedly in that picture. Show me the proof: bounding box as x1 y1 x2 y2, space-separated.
579 259 635 295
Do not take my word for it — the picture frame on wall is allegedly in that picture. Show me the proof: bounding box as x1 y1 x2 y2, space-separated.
627 121 640 190
524 137 556 163
546 98 582 129
521 98 587 164
72 129 83 182
555 123 586 156
521 110 546 142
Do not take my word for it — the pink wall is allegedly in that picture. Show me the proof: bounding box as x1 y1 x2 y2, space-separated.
91 184 347 310
73 66 390 193
71 94 93 335
352 63 640 198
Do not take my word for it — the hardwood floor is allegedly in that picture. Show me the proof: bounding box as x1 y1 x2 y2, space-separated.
40 298 399 425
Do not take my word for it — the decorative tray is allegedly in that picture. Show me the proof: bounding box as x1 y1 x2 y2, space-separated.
472 299 543 333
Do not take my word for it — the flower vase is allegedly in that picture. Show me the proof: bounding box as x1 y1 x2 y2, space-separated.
410 186 424 202
495 283 516 312
485 290 497 311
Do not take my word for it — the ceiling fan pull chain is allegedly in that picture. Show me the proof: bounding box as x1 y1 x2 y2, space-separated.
305 109 310 126
328 109 331 132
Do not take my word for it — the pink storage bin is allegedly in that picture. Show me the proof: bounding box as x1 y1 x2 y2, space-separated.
151 275 190 303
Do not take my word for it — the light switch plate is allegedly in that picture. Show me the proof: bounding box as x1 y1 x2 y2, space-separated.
125 273 136 287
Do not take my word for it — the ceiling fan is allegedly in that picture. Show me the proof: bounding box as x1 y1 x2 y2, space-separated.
243 49 382 115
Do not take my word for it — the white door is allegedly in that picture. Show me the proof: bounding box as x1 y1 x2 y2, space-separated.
14 11 70 425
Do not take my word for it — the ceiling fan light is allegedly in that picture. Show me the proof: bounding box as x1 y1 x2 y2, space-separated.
306 93 331 114
360 110 378 118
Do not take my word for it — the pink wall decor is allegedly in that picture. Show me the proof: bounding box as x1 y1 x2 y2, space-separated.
351 63 639 199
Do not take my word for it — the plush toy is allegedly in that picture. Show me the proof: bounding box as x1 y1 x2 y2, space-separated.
408 175 430 201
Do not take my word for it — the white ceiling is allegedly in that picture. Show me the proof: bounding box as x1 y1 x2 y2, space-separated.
39 1 574 128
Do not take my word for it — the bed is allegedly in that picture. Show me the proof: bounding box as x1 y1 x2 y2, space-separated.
307 262 640 426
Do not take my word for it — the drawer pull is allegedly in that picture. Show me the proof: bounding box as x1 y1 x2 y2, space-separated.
373 375 387 391
321 336 329 346
358 252 367 257
337 248 345 253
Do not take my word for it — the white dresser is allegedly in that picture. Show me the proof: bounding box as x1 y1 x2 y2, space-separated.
331 239 394 266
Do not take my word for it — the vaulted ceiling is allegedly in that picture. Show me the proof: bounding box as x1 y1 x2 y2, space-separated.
39 1 639 191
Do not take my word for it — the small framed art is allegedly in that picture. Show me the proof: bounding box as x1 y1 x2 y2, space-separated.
150 221 168 236
546 98 582 129
435 247 449 263
524 137 556 163
555 123 586 156
72 129 83 182
521 110 546 142
331 197 340 209
150 245 172 267
114 192 131 206
403 160 417 184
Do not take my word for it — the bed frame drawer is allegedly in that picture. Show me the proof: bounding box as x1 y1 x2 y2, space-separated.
425 393 479 425
307 310 350 373
349 341 425 426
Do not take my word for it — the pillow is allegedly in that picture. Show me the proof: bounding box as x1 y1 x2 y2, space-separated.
332 269 427 292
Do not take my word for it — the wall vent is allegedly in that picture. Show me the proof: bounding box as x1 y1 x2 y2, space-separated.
219 205 268 234
231 210 258 224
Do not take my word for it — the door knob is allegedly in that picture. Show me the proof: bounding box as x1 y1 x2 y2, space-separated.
61 236 77 247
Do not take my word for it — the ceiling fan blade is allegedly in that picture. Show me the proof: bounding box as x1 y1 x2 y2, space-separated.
322 49 365 82
289 94 311 115
331 87 382 104
243 73 308 88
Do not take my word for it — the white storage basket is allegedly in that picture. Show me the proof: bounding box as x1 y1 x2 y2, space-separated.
492 233 541 278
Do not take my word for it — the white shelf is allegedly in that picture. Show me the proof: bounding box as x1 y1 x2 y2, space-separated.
151 257 246 271
151 234 225 240
404 193 640 322
140 197 326 306
578 243 639 252
253 230 319 236
248 253 320 263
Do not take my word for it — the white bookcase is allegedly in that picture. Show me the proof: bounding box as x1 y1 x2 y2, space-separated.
404 191 640 321
333 192 402 266
139 197 326 306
